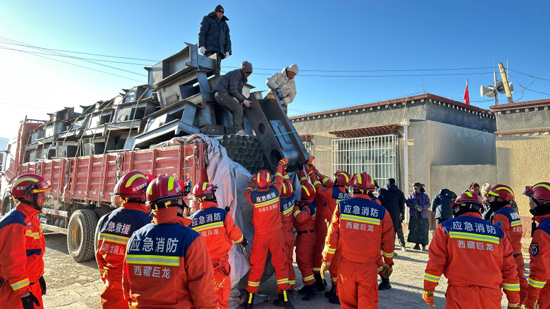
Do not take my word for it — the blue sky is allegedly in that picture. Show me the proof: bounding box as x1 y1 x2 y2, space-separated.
1 1 549 138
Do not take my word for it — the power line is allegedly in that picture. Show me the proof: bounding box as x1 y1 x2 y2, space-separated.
0 36 158 62
508 68 550 82
224 65 494 73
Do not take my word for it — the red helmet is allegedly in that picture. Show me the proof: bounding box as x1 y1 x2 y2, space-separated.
144 173 155 182
488 184 514 201
453 190 483 207
146 175 183 208
114 171 149 198
524 182 550 204
193 182 216 199
11 174 51 199
255 170 272 189
281 178 294 198
334 171 351 186
301 182 316 201
351 172 375 191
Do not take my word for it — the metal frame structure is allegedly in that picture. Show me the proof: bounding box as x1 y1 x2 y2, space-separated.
332 134 398 186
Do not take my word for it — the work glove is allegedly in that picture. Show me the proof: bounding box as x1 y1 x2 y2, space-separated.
279 158 289 167
225 52 230 58
39 276 46 295
243 100 252 108
276 88 284 97
199 46 206 54
21 293 40 309
507 303 520 309
241 237 248 247
523 298 539 309
212 271 226 290
378 264 393 279
320 261 331 280
422 290 436 307
308 156 315 165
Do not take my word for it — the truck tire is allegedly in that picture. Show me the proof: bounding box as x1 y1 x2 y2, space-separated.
2 196 14 215
67 209 98 262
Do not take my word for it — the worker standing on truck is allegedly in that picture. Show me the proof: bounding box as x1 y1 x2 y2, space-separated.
244 158 294 309
198 4 231 75
422 191 520 308
214 61 253 136
0 174 51 309
266 64 299 114
96 171 152 309
122 175 218 308
190 182 247 309
293 173 318 301
321 172 395 309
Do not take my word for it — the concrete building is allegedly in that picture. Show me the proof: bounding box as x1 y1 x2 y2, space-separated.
291 93 497 204
491 98 550 233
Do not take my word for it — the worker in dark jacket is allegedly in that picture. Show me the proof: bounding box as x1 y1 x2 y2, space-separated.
198 4 231 74
431 188 457 225
377 178 405 291
214 61 253 135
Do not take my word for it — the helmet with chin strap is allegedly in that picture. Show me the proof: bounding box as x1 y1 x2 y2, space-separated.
11 174 52 210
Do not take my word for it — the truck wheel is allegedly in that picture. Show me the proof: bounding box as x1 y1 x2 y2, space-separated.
2 197 14 215
67 209 98 262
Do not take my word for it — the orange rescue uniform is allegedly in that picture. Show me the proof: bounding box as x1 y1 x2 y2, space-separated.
190 201 244 309
294 199 317 286
323 194 394 309
0 203 46 309
244 165 289 293
122 207 218 308
96 202 151 309
524 214 550 309
492 204 527 302
424 212 520 308
280 193 296 288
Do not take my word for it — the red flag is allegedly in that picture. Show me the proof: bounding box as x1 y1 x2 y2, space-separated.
463 85 470 105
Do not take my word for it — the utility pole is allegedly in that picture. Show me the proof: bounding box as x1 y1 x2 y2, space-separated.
498 62 513 103
493 71 499 105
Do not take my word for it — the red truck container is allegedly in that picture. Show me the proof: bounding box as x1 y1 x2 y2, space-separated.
1 118 207 262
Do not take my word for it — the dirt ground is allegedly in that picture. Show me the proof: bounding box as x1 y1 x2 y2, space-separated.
41 233 527 308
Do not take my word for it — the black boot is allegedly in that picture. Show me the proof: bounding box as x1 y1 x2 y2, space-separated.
413 243 421 250
274 290 295 308
328 294 341 304
314 273 326 291
325 284 336 298
297 285 308 295
378 278 392 290
302 284 317 301
243 292 254 309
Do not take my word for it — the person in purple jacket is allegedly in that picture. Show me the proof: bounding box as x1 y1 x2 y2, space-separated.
406 182 431 250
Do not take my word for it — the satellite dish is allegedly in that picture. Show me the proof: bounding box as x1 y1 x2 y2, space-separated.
480 85 496 98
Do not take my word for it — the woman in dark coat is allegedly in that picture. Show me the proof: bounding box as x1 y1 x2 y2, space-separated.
406 182 430 250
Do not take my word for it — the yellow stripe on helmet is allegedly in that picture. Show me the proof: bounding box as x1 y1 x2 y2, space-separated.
167 177 174 191
202 182 207 191
302 185 310 196
357 173 362 184
125 174 147 188
534 183 550 191
14 177 39 187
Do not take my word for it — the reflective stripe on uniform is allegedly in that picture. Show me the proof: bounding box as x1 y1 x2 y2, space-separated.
303 275 315 282
313 267 321 272
502 282 520 291
25 230 40 240
341 213 380 225
448 231 500 244
10 278 30 291
125 255 180 266
511 220 522 227
100 232 130 245
237 235 244 243
382 251 394 258
528 277 546 289
283 206 294 216
192 221 224 232
248 281 260 287
293 210 301 217
424 273 441 283
276 278 289 285
255 197 280 208
323 245 336 255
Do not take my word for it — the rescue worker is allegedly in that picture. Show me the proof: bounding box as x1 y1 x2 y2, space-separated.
190 182 247 309
214 61 253 136
294 173 318 301
96 171 152 309
244 158 294 309
278 176 297 296
307 165 350 303
523 182 550 309
488 184 528 302
176 179 192 227
321 172 395 309
266 64 299 113
0 174 51 309
122 175 218 308
198 4 231 75
422 191 520 308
